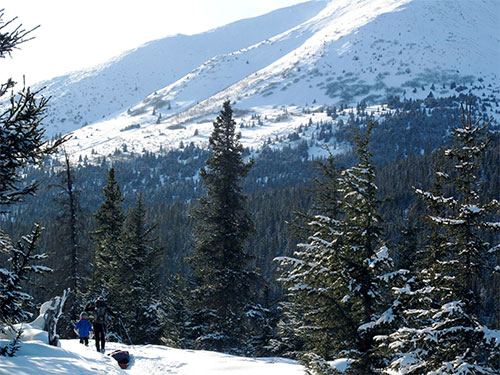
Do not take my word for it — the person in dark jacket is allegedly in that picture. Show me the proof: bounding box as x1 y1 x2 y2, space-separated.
74 311 92 346
85 297 116 353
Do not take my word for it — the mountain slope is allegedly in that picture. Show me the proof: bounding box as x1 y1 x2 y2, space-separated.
36 0 328 136
48 0 499 161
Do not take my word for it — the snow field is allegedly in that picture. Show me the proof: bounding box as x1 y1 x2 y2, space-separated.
0 339 307 375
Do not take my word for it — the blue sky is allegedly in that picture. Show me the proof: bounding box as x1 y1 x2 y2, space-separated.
1 0 309 85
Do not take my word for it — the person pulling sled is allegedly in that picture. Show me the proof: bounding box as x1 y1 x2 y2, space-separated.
85 297 116 353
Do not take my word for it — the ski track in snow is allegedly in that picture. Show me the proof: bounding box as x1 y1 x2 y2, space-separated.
103 342 306 375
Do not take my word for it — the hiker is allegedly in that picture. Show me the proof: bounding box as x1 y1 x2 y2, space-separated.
74 311 92 346
85 297 116 353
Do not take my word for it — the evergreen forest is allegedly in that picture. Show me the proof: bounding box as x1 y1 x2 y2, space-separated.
1 7 499 374
1 92 499 372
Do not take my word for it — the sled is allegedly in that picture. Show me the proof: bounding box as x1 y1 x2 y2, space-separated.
108 349 130 369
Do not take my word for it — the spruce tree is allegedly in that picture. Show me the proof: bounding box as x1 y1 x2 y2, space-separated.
387 103 500 373
90 168 125 310
270 298 307 359
275 156 343 363
162 273 193 349
277 123 399 374
189 100 258 354
0 10 65 355
0 225 48 326
48 151 87 337
0 13 65 207
120 193 164 344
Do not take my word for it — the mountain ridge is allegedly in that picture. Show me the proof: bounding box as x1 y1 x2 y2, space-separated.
35 0 328 136
27 0 500 161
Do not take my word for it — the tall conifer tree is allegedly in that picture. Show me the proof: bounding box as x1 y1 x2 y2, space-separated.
387 103 500 373
121 193 164 344
91 168 125 308
49 151 87 337
275 156 343 362
277 123 399 374
189 101 258 354
0 10 66 354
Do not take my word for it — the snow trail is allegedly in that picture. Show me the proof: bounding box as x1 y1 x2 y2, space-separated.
0 339 306 375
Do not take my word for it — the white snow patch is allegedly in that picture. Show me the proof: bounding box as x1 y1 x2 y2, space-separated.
0 339 308 375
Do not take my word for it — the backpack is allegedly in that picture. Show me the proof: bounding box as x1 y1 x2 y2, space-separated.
95 305 107 324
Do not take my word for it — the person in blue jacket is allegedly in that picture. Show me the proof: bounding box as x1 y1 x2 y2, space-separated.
74 311 93 346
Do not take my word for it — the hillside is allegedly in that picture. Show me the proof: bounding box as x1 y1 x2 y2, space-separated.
31 1 327 137
30 0 499 162
1 2 499 372
0 308 350 374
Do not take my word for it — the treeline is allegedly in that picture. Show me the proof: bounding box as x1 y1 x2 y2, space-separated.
328 94 499 164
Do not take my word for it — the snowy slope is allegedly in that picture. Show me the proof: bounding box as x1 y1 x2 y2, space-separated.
0 339 311 375
0 300 317 375
0 319 352 375
38 0 500 161
31 0 327 137
0 307 353 374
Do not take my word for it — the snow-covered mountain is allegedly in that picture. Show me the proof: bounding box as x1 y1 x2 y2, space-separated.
35 1 327 137
33 0 500 161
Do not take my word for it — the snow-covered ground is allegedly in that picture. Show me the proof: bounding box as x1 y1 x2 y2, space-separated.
0 305 312 375
1 313 355 375
65 104 343 161
0 339 310 375
0 306 344 375
0 299 323 375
